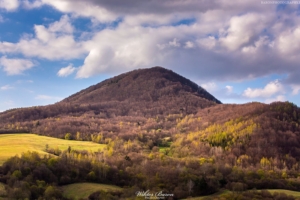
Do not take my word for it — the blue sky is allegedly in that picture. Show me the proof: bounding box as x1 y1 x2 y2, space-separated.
1 0 300 112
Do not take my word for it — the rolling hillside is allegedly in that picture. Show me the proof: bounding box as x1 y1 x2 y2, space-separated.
0 66 221 139
0 67 300 199
0 134 105 164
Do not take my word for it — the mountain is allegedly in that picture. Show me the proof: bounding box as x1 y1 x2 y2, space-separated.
0 66 300 171
63 66 221 105
1 67 300 200
0 66 220 136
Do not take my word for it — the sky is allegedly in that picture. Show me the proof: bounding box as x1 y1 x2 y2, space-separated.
1 0 300 112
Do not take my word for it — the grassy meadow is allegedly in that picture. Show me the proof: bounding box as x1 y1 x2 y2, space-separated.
61 183 122 200
0 183 6 199
186 189 300 199
185 190 231 200
0 134 106 165
263 189 300 198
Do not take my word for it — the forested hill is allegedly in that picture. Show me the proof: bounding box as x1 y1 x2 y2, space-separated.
0 67 300 177
62 66 221 104
0 66 221 134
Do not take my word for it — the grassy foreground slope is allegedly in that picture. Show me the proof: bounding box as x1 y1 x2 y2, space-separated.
61 183 122 200
0 134 106 164
186 189 300 199
265 190 300 198
0 183 6 199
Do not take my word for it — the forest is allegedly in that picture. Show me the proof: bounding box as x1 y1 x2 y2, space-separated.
0 67 300 199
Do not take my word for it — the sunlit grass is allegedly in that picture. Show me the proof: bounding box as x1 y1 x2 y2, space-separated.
62 183 122 200
0 134 106 165
184 189 300 199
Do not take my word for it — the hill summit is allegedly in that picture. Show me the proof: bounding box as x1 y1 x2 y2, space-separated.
63 66 221 105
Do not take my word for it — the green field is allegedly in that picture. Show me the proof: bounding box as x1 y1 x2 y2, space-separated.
159 146 170 153
262 189 300 198
185 190 230 200
0 183 6 199
61 183 122 200
185 189 300 199
0 134 106 165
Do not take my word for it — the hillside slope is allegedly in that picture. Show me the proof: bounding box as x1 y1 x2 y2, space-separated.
0 66 220 137
1 67 300 170
63 66 221 104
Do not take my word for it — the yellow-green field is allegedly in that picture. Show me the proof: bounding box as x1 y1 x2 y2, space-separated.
0 134 106 165
262 189 300 198
185 190 230 200
185 189 300 199
61 183 122 200
0 183 6 199
159 147 170 153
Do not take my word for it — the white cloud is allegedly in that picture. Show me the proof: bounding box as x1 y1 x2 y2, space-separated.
169 38 181 48
0 41 17 53
0 56 35 75
57 64 76 77
243 80 284 98
184 41 194 49
38 0 117 23
197 36 217 49
200 82 217 92
220 13 270 51
0 84 14 90
291 84 300 95
22 0 43 9
0 15 85 60
0 0 299 87
0 0 19 11
48 15 74 34
226 85 233 93
277 27 300 57
35 95 61 101
265 95 286 104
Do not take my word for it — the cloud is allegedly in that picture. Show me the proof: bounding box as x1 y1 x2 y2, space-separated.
22 0 43 9
48 15 74 33
225 85 233 93
0 0 19 11
57 64 76 77
0 15 86 60
243 80 284 98
265 95 286 104
33 0 117 22
220 13 271 51
0 85 14 90
277 27 300 58
200 82 217 92
25 0 219 24
291 84 300 95
31 0 270 24
1 0 300 88
35 95 62 101
0 56 35 75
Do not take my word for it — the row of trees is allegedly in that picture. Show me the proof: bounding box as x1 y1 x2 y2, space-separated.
2 143 300 199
